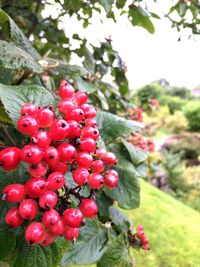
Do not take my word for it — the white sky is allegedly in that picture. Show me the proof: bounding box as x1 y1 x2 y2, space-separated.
44 1 200 90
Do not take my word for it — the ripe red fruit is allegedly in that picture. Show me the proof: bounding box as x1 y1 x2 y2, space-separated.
79 199 98 218
65 108 84 122
2 184 25 203
58 100 75 114
25 177 47 198
63 208 83 228
67 120 82 139
76 152 93 169
88 173 104 189
37 108 54 128
59 80 74 99
137 230 144 239
50 161 68 174
100 152 117 166
79 137 96 153
85 118 97 127
81 127 99 141
47 172 65 190
49 219 64 236
74 91 88 106
31 130 52 148
106 169 119 180
28 162 47 177
64 226 79 241
25 222 45 245
17 115 39 135
137 224 144 232
41 231 54 246
104 174 118 189
81 104 96 118
142 236 149 245
0 147 21 171
92 160 105 173
95 148 106 157
50 119 69 140
42 209 60 228
21 145 43 164
43 146 59 165
72 168 89 186
142 244 150 250
19 199 38 220
20 103 38 117
58 143 77 163
5 207 23 228
39 190 58 210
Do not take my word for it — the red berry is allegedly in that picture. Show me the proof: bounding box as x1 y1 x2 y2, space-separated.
106 169 119 180
76 152 93 169
72 168 89 186
64 226 79 241
50 119 69 140
28 162 47 177
59 80 74 99
17 115 38 135
25 222 45 245
137 224 144 232
79 137 96 153
43 146 59 165
19 199 38 220
100 152 117 166
92 160 105 173
31 130 52 148
5 207 23 228
37 108 54 128
25 177 47 198
41 231 54 246
74 92 88 106
104 174 118 189
142 236 149 245
47 172 65 190
42 209 60 228
0 147 21 171
21 145 43 164
95 148 106 157
137 230 144 239
79 199 98 218
142 244 150 250
63 208 83 228
20 103 38 117
58 143 77 163
50 161 68 174
67 120 82 139
81 105 96 118
2 184 25 203
58 100 75 114
65 108 84 122
88 173 104 189
81 127 99 141
39 190 58 210
49 220 64 236
85 118 97 127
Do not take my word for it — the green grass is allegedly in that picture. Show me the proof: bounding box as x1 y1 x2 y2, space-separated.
72 180 200 267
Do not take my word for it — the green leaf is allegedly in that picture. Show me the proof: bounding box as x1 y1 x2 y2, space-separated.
0 9 40 59
96 111 142 143
179 3 187 16
0 83 54 124
75 77 98 93
135 162 148 178
109 207 131 232
0 222 16 260
96 192 113 219
104 143 140 209
116 0 126 9
83 47 95 74
97 234 132 267
129 6 155 34
62 219 108 265
0 106 13 125
0 41 42 74
96 90 109 110
121 138 148 165
101 0 114 12
13 242 53 267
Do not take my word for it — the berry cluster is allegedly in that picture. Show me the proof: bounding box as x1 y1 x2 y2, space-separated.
149 98 160 110
127 107 143 122
128 132 155 152
0 80 119 246
136 225 150 250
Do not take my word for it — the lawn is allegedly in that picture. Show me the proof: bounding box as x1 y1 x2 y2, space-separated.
71 180 200 267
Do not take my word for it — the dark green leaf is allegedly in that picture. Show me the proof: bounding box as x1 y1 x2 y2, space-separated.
109 207 131 232
0 9 40 59
116 0 126 9
83 47 95 74
0 83 54 124
135 162 148 178
0 222 16 260
96 111 142 143
0 106 13 125
97 234 132 267
62 219 108 265
101 0 115 12
75 77 98 93
0 41 42 74
179 3 187 16
96 192 113 219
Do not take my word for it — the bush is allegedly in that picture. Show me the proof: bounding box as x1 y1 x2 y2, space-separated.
159 95 186 114
184 101 200 131
167 86 192 99
165 111 188 133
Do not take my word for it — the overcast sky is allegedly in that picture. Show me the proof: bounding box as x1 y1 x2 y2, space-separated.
44 1 200 90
